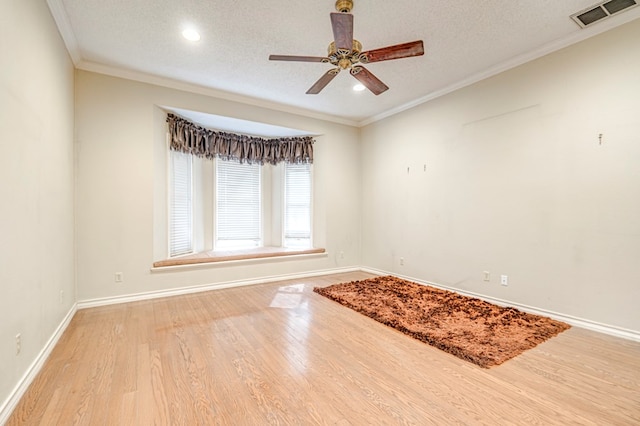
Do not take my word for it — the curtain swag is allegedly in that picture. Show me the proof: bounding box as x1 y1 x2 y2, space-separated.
166 113 314 165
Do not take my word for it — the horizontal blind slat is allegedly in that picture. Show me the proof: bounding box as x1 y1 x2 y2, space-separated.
169 151 193 256
216 159 261 247
284 163 311 247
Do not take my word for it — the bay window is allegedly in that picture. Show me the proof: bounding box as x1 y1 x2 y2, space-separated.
164 113 314 258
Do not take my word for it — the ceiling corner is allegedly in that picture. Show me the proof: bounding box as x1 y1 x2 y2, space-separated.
47 0 82 65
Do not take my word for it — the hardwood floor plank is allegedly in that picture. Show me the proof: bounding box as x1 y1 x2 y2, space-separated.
7 272 640 425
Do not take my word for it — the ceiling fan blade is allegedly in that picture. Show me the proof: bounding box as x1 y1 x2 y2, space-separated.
360 40 424 63
306 69 340 94
330 12 354 50
350 66 389 95
269 55 329 62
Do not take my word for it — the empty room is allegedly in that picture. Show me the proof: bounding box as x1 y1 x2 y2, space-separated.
1 0 639 424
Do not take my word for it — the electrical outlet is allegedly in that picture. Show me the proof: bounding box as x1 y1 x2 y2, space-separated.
400 257 405 266
59 290 64 304
115 272 123 283
483 271 490 282
339 251 344 259
16 334 21 355
501 275 509 286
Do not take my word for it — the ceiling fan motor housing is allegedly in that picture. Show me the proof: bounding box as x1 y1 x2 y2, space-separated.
335 0 353 13
327 40 363 69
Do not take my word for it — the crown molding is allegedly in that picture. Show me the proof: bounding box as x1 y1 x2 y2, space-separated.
358 12 640 127
76 60 359 127
46 0 639 129
46 0 81 65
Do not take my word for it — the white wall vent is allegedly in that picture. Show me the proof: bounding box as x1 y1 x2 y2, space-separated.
571 0 638 28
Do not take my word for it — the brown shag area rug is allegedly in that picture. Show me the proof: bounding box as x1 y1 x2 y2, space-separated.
314 276 570 368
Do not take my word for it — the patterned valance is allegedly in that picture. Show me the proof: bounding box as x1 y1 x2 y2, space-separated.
166 113 314 165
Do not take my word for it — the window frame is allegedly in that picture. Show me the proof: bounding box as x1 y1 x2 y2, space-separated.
166 154 315 256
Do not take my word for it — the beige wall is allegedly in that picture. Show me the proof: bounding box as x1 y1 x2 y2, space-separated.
3 2 639 416
0 0 75 411
74 71 361 301
361 19 640 331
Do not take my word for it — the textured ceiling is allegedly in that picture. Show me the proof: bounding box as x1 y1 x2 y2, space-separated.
49 0 640 126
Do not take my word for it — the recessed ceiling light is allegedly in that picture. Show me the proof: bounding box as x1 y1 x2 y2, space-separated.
182 28 201 42
353 84 366 92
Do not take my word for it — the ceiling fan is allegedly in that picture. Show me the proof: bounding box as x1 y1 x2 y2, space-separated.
269 0 424 95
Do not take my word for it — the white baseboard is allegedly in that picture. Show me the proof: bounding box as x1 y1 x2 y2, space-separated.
3 266 636 425
78 266 360 309
0 267 357 422
79 265 640 340
361 267 640 343
0 303 78 425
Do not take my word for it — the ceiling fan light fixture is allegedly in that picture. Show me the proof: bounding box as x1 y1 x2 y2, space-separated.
353 83 366 91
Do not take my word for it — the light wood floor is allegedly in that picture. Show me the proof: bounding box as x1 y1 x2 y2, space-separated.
8 272 640 425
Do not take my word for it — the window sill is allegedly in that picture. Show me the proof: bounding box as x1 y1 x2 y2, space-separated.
152 246 326 270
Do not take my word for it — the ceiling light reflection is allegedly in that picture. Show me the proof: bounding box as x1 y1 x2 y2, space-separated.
182 28 201 42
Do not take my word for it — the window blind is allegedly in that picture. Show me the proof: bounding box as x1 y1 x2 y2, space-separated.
215 159 262 249
284 162 312 248
169 150 193 257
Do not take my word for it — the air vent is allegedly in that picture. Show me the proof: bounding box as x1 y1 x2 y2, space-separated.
571 0 638 28
604 0 638 13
